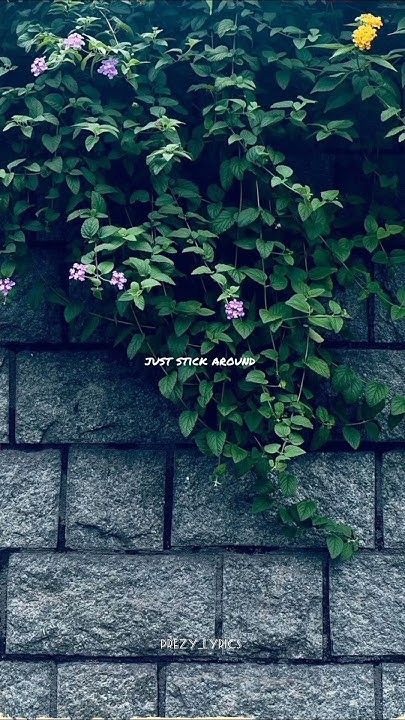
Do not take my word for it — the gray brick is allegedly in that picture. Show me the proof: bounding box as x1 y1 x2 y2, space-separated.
0 450 60 548
16 351 181 443
334 285 368 341
0 351 8 442
66 447 165 550
223 554 323 659
343 350 405 439
331 554 405 655
165 663 375 720
57 663 157 719
6 552 216 655
0 662 51 718
172 450 374 548
382 452 405 547
375 265 405 342
382 664 405 720
0 249 62 342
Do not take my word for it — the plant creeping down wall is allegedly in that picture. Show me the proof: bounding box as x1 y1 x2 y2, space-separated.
0 251 402 719
0 0 403 717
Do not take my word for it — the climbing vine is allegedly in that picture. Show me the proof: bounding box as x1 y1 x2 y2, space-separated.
0 0 404 558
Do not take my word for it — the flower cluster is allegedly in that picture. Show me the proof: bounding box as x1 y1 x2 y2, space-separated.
110 271 127 290
69 263 88 281
0 278 15 299
225 299 245 320
353 13 383 51
64 33 85 49
31 56 48 77
97 57 119 79
358 13 384 29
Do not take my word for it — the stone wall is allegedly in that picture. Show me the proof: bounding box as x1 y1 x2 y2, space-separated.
0 247 403 720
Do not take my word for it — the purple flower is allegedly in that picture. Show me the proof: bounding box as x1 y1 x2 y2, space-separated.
64 33 85 50
0 278 15 298
110 270 127 290
225 299 245 320
69 263 88 282
31 56 48 77
97 57 119 79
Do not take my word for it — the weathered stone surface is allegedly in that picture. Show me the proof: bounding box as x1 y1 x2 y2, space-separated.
0 351 8 442
330 554 405 655
0 449 60 548
0 249 62 343
0 662 51 718
6 552 216 655
375 265 405 342
16 351 181 442
66 447 165 550
343 350 405 439
57 663 157 718
165 663 375 720
382 452 405 547
222 554 323 658
334 285 368 342
172 450 374 548
382 664 405 720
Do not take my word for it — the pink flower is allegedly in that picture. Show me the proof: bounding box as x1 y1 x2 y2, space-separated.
225 299 245 320
0 278 15 298
31 56 48 77
69 263 88 282
64 33 85 50
97 57 119 79
110 271 127 290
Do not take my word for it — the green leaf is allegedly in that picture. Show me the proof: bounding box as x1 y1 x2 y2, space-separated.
391 396 405 416
237 207 260 227
179 410 198 437
246 369 267 384
158 371 177 398
127 334 143 360
305 356 330 378
64 302 83 323
285 294 310 313
233 319 255 338
42 134 61 153
296 499 317 521
327 536 344 560
280 474 298 497
365 380 388 407
333 366 364 404
206 430 226 457
81 217 99 239
342 425 361 449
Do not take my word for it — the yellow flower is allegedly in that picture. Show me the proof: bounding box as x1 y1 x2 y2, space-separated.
358 13 384 29
352 24 377 51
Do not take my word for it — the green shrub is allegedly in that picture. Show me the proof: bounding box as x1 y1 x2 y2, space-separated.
0 0 404 558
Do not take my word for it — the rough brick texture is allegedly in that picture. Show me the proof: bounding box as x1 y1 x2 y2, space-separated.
57 663 157 718
0 449 60 548
222 554 323 658
0 227 404 718
0 662 51 718
6 552 216 656
173 450 375 548
16 351 181 443
66 447 166 550
165 663 375 720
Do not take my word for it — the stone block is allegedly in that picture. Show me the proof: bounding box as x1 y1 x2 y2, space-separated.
0 662 51 718
165 663 375 719
66 447 165 550
382 452 405 547
331 554 405 655
0 449 60 548
16 351 181 443
57 662 157 719
6 552 216 655
222 554 323 658
172 450 374 548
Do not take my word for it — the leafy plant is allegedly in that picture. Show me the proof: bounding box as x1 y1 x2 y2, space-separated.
0 0 404 559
